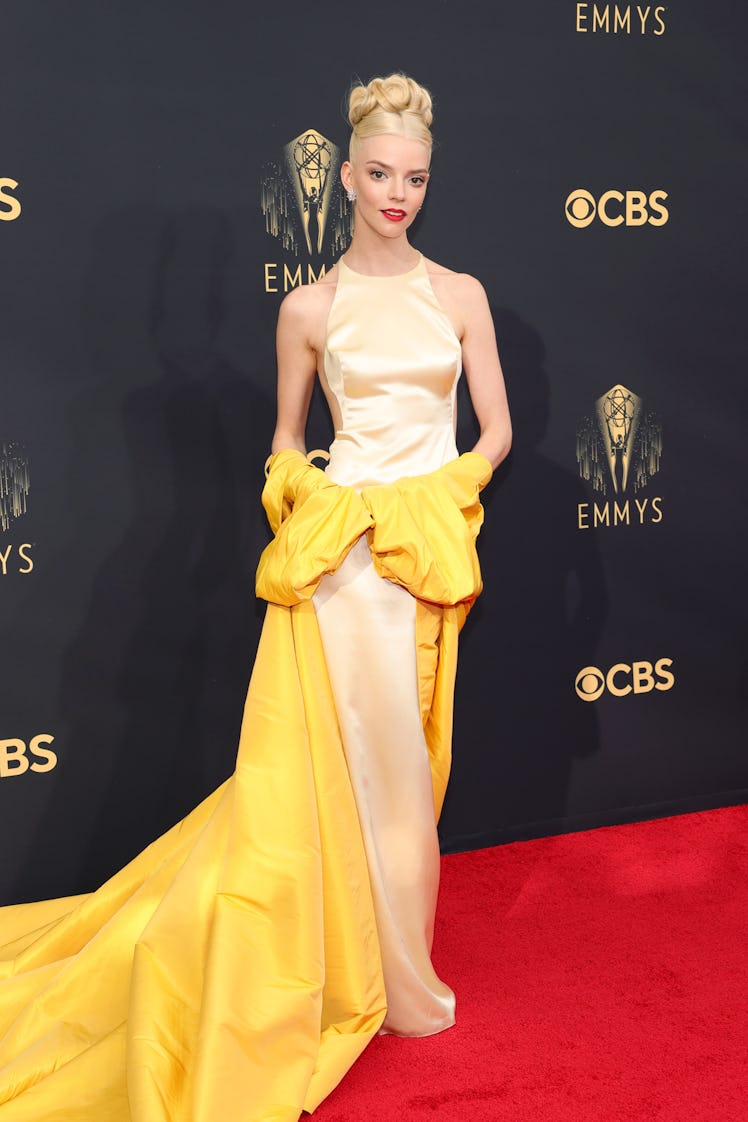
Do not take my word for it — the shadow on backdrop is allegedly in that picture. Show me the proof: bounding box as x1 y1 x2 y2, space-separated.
441 307 609 851
12 207 274 899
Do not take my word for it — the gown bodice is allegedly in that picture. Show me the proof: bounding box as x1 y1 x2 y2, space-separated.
321 251 462 488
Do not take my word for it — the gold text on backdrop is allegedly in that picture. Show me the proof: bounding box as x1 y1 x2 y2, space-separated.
565 189 669 227
0 736 57 777
577 497 662 530
575 660 675 702
265 262 329 293
575 4 666 34
0 179 21 221
0 544 34 573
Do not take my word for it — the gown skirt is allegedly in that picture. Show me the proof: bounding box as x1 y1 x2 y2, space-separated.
0 449 492 1122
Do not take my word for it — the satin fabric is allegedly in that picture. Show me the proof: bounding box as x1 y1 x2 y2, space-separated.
312 251 481 1035
321 252 463 489
0 448 491 1122
313 538 455 1035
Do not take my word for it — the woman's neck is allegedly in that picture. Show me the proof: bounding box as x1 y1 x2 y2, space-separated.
341 234 420 277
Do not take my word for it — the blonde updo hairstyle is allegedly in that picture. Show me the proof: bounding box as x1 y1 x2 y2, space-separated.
347 72 433 166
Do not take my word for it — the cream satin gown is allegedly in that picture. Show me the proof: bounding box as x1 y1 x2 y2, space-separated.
0 248 492 1122
312 250 462 1036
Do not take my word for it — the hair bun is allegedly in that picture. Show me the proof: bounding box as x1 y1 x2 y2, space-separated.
348 72 433 130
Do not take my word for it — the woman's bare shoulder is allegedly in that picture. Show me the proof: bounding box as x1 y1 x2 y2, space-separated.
422 257 488 336
277 265 339 356
278 266 337 324
423 256 487 295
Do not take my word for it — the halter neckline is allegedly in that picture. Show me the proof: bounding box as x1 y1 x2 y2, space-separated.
338 252 424 279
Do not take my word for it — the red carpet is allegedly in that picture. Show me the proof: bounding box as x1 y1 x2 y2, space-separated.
311 804 748 1121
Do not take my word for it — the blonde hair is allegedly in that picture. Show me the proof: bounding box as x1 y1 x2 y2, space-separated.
347 72 433 165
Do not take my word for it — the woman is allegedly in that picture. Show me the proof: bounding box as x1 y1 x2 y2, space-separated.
272 71 511 1040
0 73 510 1122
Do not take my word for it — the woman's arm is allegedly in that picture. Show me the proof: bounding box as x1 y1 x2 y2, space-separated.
271 286 318 455
457 275 512 470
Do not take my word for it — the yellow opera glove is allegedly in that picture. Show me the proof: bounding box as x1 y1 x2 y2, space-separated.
261 449 325 534
448 450 494 488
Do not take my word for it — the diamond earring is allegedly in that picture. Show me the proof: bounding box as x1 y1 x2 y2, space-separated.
346 187 356 203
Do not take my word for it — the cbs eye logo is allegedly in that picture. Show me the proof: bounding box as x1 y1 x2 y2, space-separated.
0 179 21 222
565 189 668 228
575 658 675 701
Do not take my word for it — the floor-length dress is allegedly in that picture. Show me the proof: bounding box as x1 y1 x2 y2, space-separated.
0 251 492 1121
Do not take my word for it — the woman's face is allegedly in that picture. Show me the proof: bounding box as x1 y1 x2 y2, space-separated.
344 133 431 238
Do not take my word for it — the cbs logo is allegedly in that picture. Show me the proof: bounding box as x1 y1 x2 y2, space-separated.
565 189 668 228
575 659 675 702
0 178 21 222
0 734 57 777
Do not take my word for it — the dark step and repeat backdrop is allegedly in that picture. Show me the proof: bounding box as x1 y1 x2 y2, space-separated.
1 2 746 901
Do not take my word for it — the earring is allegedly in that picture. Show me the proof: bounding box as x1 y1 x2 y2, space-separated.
346 187 356 203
